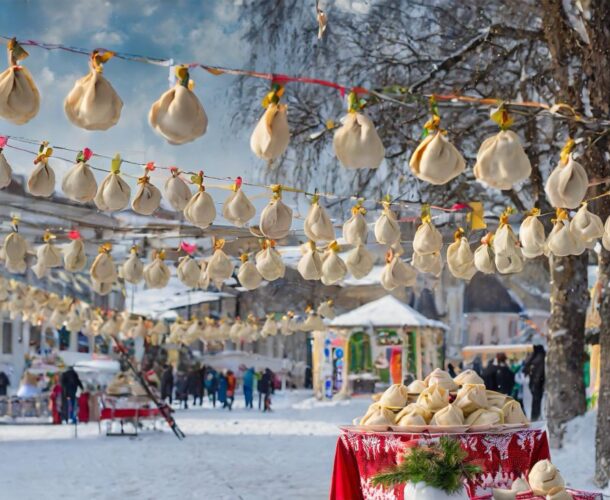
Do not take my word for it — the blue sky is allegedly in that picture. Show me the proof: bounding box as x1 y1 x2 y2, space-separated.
0 0 253 192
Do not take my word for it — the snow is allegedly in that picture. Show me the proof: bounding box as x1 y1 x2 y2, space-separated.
330 295 448 329
0 391 606 499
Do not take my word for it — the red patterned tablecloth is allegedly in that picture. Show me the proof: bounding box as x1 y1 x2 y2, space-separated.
330 426 551 499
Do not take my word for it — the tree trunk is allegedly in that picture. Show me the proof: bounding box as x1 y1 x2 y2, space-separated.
546 254 589 447
540 0 589 448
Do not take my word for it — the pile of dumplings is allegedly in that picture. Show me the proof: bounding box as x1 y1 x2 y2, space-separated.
357 368 528 429
493 459 574 500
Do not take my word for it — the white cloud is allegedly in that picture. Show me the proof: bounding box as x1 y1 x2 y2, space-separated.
91 31 125 46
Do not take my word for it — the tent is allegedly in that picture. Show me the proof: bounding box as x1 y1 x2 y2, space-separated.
329 295 448 388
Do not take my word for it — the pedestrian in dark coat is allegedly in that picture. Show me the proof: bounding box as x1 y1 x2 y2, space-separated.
188 365 203 406
175 371 189 409
205 369 218 407
60 366 83 423
0 370 10 396
483 353 515 395
160 365 174 405
260 368 273 412
524 344 546 420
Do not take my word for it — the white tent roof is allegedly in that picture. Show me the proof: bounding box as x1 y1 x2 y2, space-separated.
329 295 448 330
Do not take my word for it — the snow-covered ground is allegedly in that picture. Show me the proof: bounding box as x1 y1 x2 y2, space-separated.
0 392 606 499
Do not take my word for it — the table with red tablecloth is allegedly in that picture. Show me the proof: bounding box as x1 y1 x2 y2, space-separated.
331 426 551 500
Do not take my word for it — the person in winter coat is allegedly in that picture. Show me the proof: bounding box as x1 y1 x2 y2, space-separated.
160 364 174 405
224 370 236 410
199 365 207 402
242 367 255 409
0 370 9 396
260 368 273 412
524 344 546 420
175 371 189 409
483 353 515 396
205 369 219 407
217 372 227 406
60 366 83 423
49 374 63 425
187 364 203 406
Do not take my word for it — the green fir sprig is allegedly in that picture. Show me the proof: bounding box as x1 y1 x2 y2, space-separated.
371 436 481 494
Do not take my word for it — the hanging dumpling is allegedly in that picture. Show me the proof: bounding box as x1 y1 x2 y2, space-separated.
3 230 27 273
95 155 131 212
207 239 234 285
132 172 161 216
259 186 293 240
299 310 325 332
90 244 117 284
570 203 603 245
474 234 495 274
64 50 122 131
474 130 531 189
198 260 210 289
346 243 374 279
62 148 97 203
183 172 216 229
37 233 62 268
32 259 48 279
343 202 368 245
519 209 546 258
250 85 289 160
0 38 40 125
333 102 385 169
143 250 171 289
545 154 588 209
304 196 335 242
255 240 285 281
494 211 524 274
380 250 416 290
495 246 524 274
317 300 335 319
222 177 255 227
413 217 443 255
237 254 263 290
121 247 144 284
603 215 610 251
177 255 200 288
164 168 191 211
0 141 12 188
321 241 347 285
412 251 443 277
446 229 476 280
374 201 400 246
409 127 465 185
547 216 585 257
261 314 278 337
297 241 323 281
150 66 207 144
28 144 55 198
63 237 87 272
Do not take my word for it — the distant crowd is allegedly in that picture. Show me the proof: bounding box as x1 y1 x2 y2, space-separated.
159 364 279 412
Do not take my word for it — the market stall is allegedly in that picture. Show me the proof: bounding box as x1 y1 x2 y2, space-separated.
322 296 447 398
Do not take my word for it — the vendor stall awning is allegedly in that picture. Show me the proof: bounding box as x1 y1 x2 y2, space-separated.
329 295 448 330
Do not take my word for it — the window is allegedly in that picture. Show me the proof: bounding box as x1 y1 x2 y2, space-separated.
2 322 12 354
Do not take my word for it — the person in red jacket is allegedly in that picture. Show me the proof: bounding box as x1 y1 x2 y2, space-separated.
49 374 62 425
224 370 236 411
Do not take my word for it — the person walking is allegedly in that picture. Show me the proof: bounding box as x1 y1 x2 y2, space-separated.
261 368 273 412
524 344 546 420
160 364 174 405
175 371 189 409
0 370 9 396
198 364 207 405
60 366 83 423
205 369 218 407
225 370 236 410
188 364 203 406
217 371 227 408
49 374 63 425
242 367 255 409
447 363 457 378
483 353 515 395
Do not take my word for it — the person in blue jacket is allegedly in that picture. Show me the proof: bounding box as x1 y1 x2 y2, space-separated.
217 371 227 407
243 367 255 409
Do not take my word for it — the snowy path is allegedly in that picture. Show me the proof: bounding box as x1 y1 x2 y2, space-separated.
0 392 606 499
0 391 367 500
